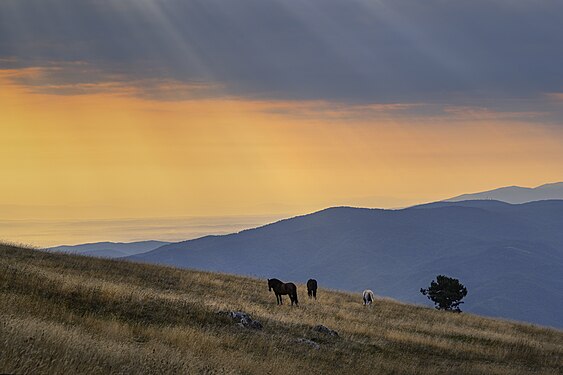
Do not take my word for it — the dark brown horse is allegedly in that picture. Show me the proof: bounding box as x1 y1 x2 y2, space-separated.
268 278 298 305
307 279 317 299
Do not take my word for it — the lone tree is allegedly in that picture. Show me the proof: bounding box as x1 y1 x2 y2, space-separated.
420 275 468 312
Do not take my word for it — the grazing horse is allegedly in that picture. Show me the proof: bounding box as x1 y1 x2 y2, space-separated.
307 279 318 299
363 289 375 306
268 278 299 306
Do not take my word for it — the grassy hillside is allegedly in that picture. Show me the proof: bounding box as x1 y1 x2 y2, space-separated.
1 243 562 374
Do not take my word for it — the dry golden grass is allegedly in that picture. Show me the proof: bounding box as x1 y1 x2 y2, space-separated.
1 243 562 374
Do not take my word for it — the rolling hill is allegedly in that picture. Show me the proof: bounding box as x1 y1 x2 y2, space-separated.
446 182 563 203
129 200 563 329
49 240 170 258
1 243 562 374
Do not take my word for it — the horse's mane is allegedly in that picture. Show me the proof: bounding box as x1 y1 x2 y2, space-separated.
268 278 283 285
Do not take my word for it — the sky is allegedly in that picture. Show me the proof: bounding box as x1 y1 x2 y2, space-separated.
1 0 563 246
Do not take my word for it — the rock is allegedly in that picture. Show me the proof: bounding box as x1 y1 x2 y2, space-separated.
313 324 338 336
296 338 320 350
218 311 263 330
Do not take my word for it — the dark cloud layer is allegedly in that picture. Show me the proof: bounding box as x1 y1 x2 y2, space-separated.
1 0 562 103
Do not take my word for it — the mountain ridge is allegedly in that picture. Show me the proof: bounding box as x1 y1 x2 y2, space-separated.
129 199 563 329
49 240 170 258
446 182 563 203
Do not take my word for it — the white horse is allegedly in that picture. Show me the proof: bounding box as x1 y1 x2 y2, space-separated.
362 289 375 306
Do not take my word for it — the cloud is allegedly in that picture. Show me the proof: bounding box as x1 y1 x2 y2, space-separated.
0 63 223 100
1 0 563 104
547 93 563 101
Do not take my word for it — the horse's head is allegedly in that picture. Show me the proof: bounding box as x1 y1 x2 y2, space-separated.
267 279 272 291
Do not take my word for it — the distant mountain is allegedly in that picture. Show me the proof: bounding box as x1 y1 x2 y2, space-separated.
49 240 171 258
129 200 563 328
446 182 563 203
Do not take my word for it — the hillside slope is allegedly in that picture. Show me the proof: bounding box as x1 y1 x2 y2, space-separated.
130 200 563 329
446 182 563 203
1 244 562 374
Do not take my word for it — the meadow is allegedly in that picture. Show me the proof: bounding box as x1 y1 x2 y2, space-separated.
1 243 562 374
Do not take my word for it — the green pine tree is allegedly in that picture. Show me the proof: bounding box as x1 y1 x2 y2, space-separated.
420 275 468 312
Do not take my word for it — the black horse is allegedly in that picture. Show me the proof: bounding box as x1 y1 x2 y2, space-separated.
268 278 298 305
307 279 318 299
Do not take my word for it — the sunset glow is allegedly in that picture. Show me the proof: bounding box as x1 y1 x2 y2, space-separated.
3 71 562 218
1 0 562 246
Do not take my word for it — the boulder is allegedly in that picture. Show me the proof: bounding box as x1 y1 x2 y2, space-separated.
296 338 320 350
218 311 263 330
312 324 338 336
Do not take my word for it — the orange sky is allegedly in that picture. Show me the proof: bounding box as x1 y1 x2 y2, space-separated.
2 68 563 244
